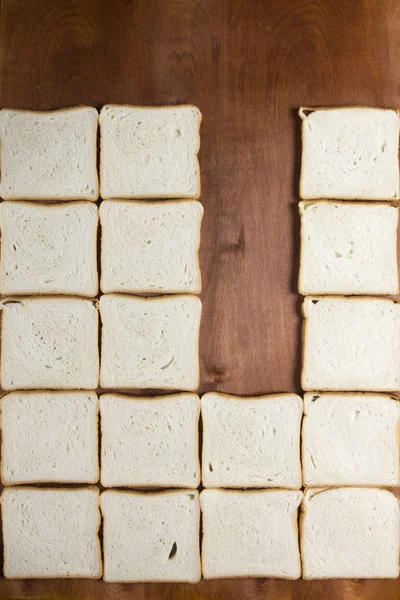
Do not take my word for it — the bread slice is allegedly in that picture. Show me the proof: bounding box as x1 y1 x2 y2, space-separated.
201 489 302 579
301 487 400 579
0 107 99 200
99 294 201 391
0 297 99 390
302 393 400 486
99 104 201 199
302 297 400 391
100 200 203 294
299 106 400 200
1 391 99 485
2 487 102 579
201 392 302 488
100 393 200 488
0 201 99 296
100 489 201 583
299 201 399 295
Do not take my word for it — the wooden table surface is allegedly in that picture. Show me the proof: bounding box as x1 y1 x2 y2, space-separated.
1 0 400 598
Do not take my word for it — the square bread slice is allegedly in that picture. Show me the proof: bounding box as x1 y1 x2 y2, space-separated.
99 294 201 391
100 200 203 294
1 391 99 485
302 297 400 392
100 490 201 583
201 489 302 579
2 487 102 579
0 201 99 296
0 107 99 200
201 392 302 488
299 201 399 295
302 393 400 486
301 488 400 579
0 297 99 390
100 393 200 488
99 105 201 199
299 107 400 200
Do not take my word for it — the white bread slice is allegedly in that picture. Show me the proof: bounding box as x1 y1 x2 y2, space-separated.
302 393 400 486
299 107 400 200
1 391 99 485
0 297 99 390
100 393 200 488
99 105 201 199
200 489 302 579
100 200 203 294
2 487 102 579
299 201 399 295
201 392 302 488
301 487 400 579
0 107 99 200
99 294 201 391
100 490 201 583
0 201 98 296
302 297 400 392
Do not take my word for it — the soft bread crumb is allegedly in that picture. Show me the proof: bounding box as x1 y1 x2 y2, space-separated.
99 105 201 199
99 294 201 391
100 490 201 582
301 487 400 579
302 297 400 391
0 107 99 200
201 392 302 488
2 487 102 579
299 107 400 200
201 489 302 579
100 200 203 294
100 393 200 488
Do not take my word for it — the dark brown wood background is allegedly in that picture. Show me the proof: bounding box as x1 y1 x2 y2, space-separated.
1 0 400 598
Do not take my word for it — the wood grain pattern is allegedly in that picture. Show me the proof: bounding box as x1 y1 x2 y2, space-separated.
1 0 400 597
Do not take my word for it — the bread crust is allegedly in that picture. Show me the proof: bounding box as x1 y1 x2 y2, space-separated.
99 104 202 200
0 106 99 201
